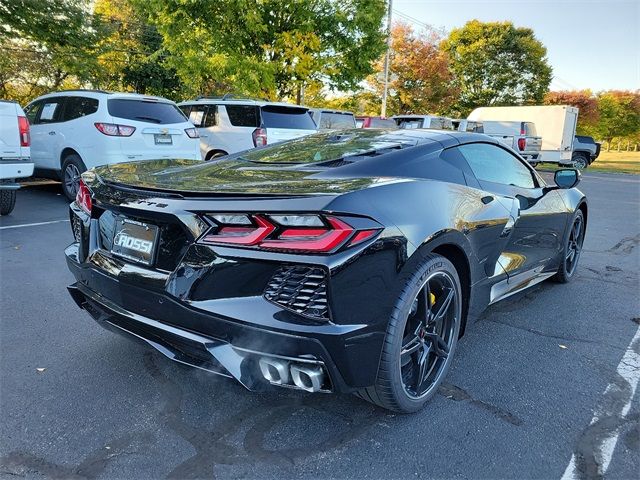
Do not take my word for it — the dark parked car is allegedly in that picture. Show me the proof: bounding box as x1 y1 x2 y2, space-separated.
572 135 601 169
65 129 587 413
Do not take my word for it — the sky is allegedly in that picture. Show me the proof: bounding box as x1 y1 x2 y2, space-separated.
392 0 640 92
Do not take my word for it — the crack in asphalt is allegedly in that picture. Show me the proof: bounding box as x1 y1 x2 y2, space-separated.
608 234 639 255
483 318 626 352
0 432 154 479
438 383 523 426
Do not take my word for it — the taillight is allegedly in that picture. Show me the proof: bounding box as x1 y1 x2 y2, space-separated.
94 122 136 136
518 138 526 151
252 127 267 147
185 127 199 138
199 214 380 253
18 116 30 147
76 179 92 214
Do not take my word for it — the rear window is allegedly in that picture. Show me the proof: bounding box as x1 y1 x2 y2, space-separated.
522 122 537 136
429 117 454 130
370 118 397 128
225 105 259 127
261 106 316 130
396 118 424 129
318 112 356 129
108 99 187 124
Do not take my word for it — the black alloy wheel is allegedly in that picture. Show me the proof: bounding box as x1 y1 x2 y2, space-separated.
554 209 585 283
356 254 462 413
400 271 459 399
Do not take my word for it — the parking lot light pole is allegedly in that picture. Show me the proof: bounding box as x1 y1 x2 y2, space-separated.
381 0 393 118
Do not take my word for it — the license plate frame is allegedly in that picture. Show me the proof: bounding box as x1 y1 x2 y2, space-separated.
154 133 173 145
110 217 159 266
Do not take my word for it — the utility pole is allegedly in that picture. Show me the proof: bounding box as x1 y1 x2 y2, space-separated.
381 0 393 118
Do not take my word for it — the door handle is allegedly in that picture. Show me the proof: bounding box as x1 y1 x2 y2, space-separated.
48 131 56 135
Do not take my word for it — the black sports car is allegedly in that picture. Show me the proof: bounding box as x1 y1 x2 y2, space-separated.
65 129 587 413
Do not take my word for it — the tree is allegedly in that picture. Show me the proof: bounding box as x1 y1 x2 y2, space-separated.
544 90 599 134
134 0 387 101
0 0 103 103
441 20 553 115
93 0 183 98
593 90 640 144
368 22 457 116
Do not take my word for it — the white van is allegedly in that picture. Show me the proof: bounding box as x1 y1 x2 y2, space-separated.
0 100 33 215
25 90 200 199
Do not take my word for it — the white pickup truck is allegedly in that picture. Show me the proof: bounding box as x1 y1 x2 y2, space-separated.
480 120 543 164
0 100 33 215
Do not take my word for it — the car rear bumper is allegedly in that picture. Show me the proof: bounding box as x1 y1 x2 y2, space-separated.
0 160 34 181
65 242 385 394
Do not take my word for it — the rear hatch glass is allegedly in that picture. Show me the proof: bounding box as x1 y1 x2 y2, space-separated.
370 118 398 128
396 118 424 129
318 112 356 129
261 106 316 130
108 99 187 124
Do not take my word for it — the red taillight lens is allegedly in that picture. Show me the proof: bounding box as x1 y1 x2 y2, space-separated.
261 217 354 252
75 179 92 214
18 116 30 147
94 122 136 137
252 127 267 147
518 138 526 151
185 127 199 138
200 214 381 253
201 215 275 245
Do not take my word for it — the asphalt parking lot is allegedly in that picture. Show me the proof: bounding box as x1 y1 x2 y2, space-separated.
1 172 638 479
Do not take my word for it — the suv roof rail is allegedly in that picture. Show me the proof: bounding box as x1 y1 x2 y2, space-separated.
195 93 270 102
51 89 113 94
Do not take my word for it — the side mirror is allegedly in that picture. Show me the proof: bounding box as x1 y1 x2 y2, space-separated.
554 169 581 189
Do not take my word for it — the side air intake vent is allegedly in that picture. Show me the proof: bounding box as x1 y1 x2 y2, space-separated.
264 266 329 320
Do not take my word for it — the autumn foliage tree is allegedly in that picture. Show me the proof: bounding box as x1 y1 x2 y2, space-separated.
544 90 599 134
368 22 456 116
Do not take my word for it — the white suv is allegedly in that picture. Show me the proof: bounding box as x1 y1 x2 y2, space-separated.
178 97 317 160
0 100 33 215
25 90 200 199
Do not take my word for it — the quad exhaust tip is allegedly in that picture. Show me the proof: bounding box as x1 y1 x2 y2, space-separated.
258 357 326 392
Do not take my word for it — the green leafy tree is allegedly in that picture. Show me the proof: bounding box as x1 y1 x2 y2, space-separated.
441 20 553 115
593 90 640 144
0 0 104 103
93 0 183 98
134 0 387 101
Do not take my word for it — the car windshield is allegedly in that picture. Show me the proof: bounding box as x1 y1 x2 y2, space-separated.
239 130 418 164
108 99 187 124
261 106 316 130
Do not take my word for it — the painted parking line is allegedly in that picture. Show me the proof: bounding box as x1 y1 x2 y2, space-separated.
561 325 640 479
0 219 69 230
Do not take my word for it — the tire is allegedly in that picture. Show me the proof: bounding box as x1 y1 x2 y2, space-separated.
0 190 16 215
61 154 86 201
553 209 585 283
572 153 588 170
205 151 227 161
355 254 463 413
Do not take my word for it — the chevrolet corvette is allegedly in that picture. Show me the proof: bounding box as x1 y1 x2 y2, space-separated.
65 129 587 412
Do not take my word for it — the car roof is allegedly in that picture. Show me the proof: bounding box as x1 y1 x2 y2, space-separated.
32 90 176 103
179 98 309 109
310 108 354 115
